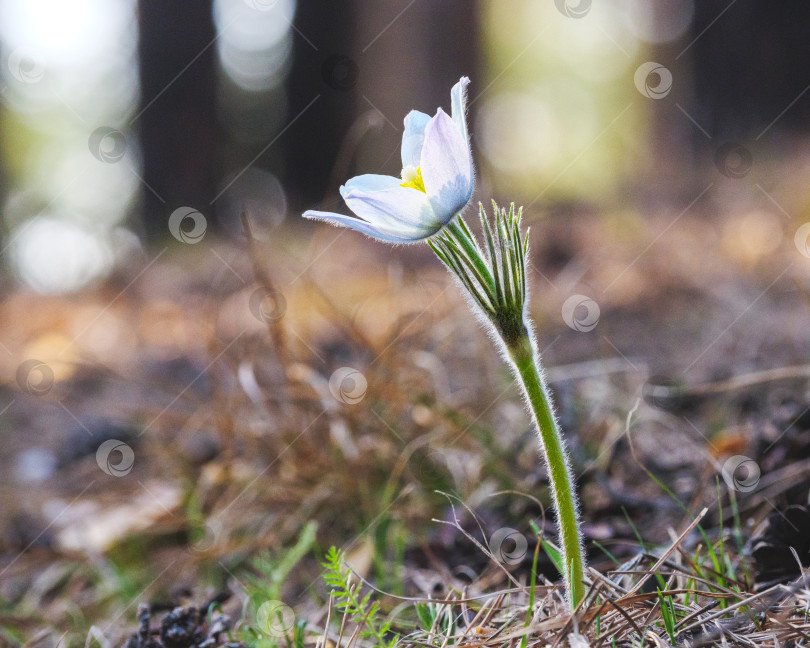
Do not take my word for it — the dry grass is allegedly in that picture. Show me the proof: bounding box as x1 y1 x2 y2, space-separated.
2 194 810 646
290 505 810 648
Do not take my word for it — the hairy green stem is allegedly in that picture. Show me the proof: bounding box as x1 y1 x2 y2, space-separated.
505 328 586 608
431 205 586 607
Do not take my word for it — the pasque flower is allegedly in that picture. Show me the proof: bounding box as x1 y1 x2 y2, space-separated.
303 77 474 243
302 76 587 609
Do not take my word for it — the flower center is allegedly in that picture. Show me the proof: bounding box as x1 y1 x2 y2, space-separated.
400 165 426 193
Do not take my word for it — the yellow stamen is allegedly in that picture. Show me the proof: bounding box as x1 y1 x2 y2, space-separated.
400 165 426 192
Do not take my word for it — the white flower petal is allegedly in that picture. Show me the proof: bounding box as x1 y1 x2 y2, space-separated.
420 108 474 220
401 110 431 168
450 76 471 145
341 174 401 195
303 210 424 243
343 184 440 237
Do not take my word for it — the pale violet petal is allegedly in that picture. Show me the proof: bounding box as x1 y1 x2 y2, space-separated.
401 110 431 168
343 184 440 237
305 205 418 237
450 77 470 145
420 108 474 220
340 177 425 230
341 174 401 195
303 210 422 243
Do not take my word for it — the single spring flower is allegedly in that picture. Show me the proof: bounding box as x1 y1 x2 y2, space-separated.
303 77 474 243
301 76 587 608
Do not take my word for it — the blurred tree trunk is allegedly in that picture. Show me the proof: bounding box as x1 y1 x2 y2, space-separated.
285 0 357 214
136 0 219 241
689 1 810 140
285 0 481 212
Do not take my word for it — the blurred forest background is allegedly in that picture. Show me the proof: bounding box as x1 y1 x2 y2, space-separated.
4 1 810 646
2 0 810 290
